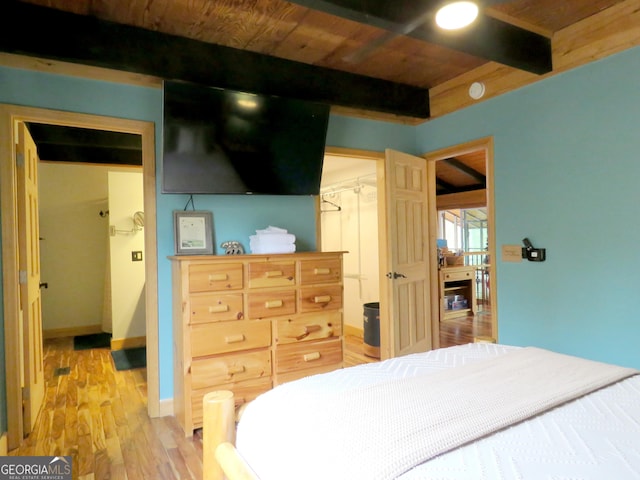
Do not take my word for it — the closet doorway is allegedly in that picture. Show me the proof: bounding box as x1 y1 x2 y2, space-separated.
320 152 380 341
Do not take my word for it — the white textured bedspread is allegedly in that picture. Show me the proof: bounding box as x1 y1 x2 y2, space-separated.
236 344 640 480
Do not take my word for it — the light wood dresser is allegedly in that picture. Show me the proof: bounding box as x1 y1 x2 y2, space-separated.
170 251 345 435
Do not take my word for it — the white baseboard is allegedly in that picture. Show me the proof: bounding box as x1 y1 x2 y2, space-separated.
159 398 174 417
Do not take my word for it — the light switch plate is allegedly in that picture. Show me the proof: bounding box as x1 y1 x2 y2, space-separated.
502 244 523 263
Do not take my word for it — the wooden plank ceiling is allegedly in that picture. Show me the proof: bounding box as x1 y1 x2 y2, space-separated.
1 0 635 122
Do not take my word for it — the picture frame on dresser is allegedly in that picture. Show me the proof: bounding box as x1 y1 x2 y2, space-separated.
173 210 214 255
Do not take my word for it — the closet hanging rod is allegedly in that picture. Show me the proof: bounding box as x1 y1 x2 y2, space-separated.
321 174 377 195
321 198 341 211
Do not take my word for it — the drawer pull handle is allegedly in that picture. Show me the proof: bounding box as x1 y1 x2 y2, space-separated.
314 295 331 304
209 304 229 313
228 365 246 375
224 334 245 344
265 299 283 309
265 270 283 278
303 352 321 362
294 324 322 341
208 273 228 282
314 267 330 275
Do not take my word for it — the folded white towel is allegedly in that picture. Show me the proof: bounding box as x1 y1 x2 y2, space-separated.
250 226 296 254
251 233 295 244
249 242 296 254
256 225 289 235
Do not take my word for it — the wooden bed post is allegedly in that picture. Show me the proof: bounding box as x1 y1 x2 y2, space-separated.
203 390 236 480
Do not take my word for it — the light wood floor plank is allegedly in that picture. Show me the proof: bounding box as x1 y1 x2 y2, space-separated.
9 338 203 480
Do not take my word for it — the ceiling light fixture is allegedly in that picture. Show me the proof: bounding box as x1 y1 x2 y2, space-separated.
435 1 479 30
237 98 258 109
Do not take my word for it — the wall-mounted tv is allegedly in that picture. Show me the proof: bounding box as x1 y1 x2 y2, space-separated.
162 80 330 195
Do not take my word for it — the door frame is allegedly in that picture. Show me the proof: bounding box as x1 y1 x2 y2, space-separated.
422 136 497 347
0 105 159 450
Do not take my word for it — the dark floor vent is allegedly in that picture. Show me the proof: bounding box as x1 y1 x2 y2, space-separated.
53 366 71 377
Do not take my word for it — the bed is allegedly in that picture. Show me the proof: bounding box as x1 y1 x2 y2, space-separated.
203 343 640 480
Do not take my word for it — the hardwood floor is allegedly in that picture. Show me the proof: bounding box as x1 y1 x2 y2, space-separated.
344 308 493 366
343 334 380 367
9 337 204 480
439 310 493 348
13 313 491 478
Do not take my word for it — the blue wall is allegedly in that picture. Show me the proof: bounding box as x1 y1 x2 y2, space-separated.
0 65 416 429
416 46 640 369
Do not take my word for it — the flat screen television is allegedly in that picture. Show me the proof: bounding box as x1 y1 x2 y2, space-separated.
162 81 330 195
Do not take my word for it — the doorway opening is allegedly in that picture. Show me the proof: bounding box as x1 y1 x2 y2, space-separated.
320 152 381 366
0 105 159 450
425 137 497 347
33 123 146 348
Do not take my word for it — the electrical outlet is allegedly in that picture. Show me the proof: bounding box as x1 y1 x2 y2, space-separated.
131 251 143 262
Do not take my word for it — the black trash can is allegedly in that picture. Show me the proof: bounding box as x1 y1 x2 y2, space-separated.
363 302 380 359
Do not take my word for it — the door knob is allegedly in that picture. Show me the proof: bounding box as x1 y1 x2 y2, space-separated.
386 272 406 279
39 282 48 289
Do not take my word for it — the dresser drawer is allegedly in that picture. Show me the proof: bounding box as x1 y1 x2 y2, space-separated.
275 338 343 374
248 289 296 319
190 319 271 357
248 261 295 288
300 257 342 284
191 350 271 389
299 285 342 313
189 263 243 292
441 269 474 282
276 363 342 385
189 293 244 324
191 377 272 428
274 311 342 345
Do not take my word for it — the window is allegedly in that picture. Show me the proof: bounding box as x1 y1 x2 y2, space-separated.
438 208 487 253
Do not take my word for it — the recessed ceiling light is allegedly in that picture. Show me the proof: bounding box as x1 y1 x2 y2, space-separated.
234 92 259 109
237 98 258 109
435 1 479 30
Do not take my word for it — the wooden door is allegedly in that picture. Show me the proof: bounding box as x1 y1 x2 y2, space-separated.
16 121 45 435
383 149 432 357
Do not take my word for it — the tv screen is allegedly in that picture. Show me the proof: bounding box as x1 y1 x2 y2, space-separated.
162 81 330 195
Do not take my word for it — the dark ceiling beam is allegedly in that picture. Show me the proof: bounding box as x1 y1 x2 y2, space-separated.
436 177 486 195
26 124 142 151
288 0 552 75
37 145 143 166
0 1 430 119
442 157 486 184
436 178 456 194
